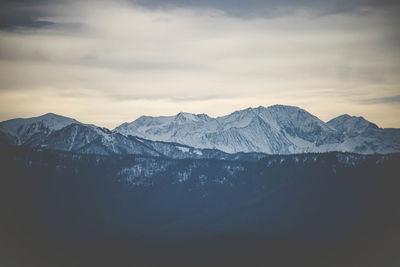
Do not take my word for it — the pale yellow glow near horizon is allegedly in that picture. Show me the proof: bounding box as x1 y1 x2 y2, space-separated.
1 90 399 129
0 2 399 129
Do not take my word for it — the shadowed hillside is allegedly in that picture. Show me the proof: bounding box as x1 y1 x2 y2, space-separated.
1 147 400 266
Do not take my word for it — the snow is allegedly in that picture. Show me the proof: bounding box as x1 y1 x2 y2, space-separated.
1 106 399 156
113 105 400 155
0 113 80 145
177 146 190 153
68 125 78 151
194 150 203 156
0 113 78 135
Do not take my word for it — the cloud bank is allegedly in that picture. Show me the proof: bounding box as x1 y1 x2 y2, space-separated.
0 0 399 128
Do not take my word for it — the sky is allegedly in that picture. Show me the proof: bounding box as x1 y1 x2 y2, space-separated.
0 0 399 129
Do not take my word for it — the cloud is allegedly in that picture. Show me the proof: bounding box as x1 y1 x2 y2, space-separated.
361 95 400 104
131 0 400 18
0 0 63 30
0 0 399 128
2 0 400 31
107 93 223 102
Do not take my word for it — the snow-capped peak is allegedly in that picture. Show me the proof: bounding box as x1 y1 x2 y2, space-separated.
0 113 80 145
112 104 400 154
174 112 210 124
2 106 399 155
327 114 379 136
113 105 345 154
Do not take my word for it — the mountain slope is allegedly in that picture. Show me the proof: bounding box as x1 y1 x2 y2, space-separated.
115 105 332 153
327 115 400 154
39 123 233 158
1 105 400 155
2 146 400 267
0 117 253 160
114 104 400 154
0 113 80 146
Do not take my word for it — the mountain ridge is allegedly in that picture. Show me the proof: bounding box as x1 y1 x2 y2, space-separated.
1 105 400 155
114 105 400 154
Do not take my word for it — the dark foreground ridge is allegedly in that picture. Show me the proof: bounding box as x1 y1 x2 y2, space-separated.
1 146 400 266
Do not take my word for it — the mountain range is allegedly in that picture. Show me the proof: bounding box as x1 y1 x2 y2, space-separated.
1 105 399 156
2 105 400 267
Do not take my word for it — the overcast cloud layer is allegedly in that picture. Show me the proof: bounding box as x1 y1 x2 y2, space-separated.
0 0 399 128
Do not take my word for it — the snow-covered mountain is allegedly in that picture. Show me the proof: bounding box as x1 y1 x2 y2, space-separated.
0 113 79 146
0 114 253 160
114 105 400 154
327 115 400 154
1 105 400 155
